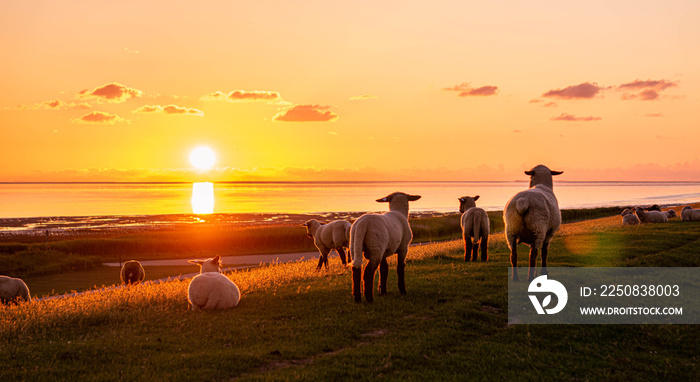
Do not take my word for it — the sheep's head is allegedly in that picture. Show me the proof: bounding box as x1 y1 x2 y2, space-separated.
458 195 479 213
646 204 661 212
621 208 632 216
635 206 645 215
667 210 678 218
377 192 421 217
525 164 563 189
302 220 321 238
682 206 692 212
188 255 222 273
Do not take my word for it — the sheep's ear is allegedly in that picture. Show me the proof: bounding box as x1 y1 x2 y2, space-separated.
407 194 421 201
473 195 480 201
524 170 534 176
213 255 221 262
458 197 465 202
188 260 202 265
551 170 564 176
376 197 389 203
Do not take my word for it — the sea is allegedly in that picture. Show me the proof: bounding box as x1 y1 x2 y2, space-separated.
2 181 700 220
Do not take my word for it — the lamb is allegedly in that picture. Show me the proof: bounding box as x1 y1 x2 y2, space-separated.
350 192 421 303
120 260 145 284
681 206 700 222
303 219 352 270
0 276 31 305
458 195 490 262
621 208 640 225
504 165 563 282
634 206 668 223
187 255 240 310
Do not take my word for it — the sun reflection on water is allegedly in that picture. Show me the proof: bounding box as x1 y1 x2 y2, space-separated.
192 182 214 214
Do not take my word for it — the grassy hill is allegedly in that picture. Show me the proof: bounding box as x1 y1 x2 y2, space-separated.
1 214 699 380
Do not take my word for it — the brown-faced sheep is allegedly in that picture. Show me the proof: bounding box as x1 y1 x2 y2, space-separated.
350 192 421 303
120 260 145 284
187 255 240 310
458 195 490 262
504 165 563 282
303 219 352 270
0 276 31 305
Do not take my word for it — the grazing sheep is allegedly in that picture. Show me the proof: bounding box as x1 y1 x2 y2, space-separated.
458 195 490 262
0 276 31 305
681 206 700 222
663 209 678 219
187 255 240 310
621 208 640 225
303 219 352 270
635 207 668 223
504 165 563 282
351 192 421 303
120 260 145 284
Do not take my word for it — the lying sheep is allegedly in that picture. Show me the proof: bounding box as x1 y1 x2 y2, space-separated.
303 219 352 270
120 260 145 284
663 209 678 219
351 192 421 303
0 276 31 305
458 195 489 262
187 255 240 310
621 208 640 225
504 165 563 282
635 207 668 223
681 206 700 222
646 204 662 212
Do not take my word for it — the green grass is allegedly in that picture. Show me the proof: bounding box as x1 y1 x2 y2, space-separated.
1 216 699 380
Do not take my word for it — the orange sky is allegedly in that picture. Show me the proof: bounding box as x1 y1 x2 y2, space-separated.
1 1 699 182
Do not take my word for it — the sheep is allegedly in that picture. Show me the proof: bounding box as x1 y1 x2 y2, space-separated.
120 260 145 284
0 276 31 305
621 208 640 225
634 206 668 223
646 204 662 212
458 195 490 262
350 192 421 303
187 255 240 310
504 165 563 282
681 206 700 222
663 209 678 219
303 219 352 270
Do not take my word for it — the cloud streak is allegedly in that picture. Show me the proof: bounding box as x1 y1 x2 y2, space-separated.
202 90 282 103
78 83 143 103
443 82 498 97
72 111 126 124
349 94 378 100
273 105 339 122
542 82 603 99
617 79 678 101
133 104 203 116
550 113 601 122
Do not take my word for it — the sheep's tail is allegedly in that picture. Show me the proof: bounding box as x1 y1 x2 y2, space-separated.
515 197 530 215
350 221 366 269
472 212 482 244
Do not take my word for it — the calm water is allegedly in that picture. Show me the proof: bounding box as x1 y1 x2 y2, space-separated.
1 181 700 219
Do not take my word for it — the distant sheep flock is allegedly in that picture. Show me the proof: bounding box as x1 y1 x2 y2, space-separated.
2 163 698 309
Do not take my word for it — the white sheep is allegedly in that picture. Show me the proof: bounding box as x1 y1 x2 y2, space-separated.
458 195 490 262
350 192 421 303
120 260 145 284
621 208 640 225
303 219 352 270
634 207 668 223
504 165 563 282
0 275 31 305
187 255 240 310
681 206 700 222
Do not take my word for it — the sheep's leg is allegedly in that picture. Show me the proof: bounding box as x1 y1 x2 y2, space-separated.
363 260 379 303
528 246 538 282
352 266 362 303
471 242 479 262
337 247 348 266
508 236 519 281
540 241 549 276
397 248 408 295
480 236 489 262
316 249 330 270
379 258 389 296
464 235 472 262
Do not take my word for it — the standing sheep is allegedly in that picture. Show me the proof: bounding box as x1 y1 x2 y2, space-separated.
635 207 668 223
0 276 31 305
504 165 563 282
187 255 240 310
303 219 352 270
621 208 640 225
120 260 145 284
458 195 490 262
350 192 421 303
681 206 700 222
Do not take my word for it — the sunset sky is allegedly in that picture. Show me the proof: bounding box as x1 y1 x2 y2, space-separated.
1 1 699 182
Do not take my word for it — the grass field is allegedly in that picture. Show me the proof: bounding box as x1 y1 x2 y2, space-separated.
1 212 698 381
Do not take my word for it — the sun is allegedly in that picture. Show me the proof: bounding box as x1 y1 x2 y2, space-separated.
189 146 216 171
